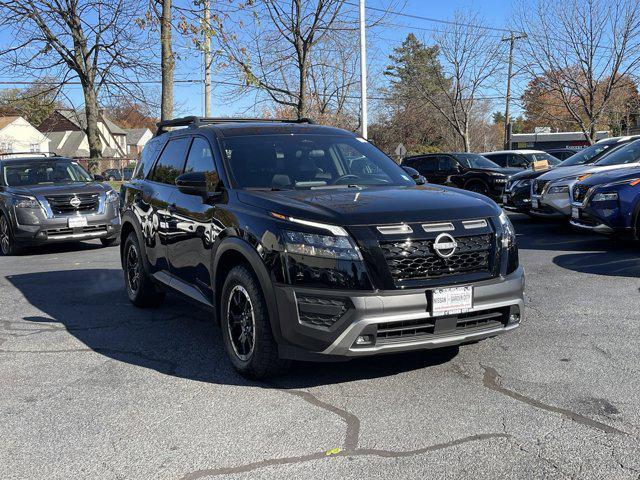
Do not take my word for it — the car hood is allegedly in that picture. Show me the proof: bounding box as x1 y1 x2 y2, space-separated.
471 167 521 176
579 165 640 187
238 185 501 226
537 165 593 182
509 168 553 181
8 182 110 197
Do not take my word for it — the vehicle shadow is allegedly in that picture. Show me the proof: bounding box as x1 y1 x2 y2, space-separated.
552 251 640 278
7 268 458 388
16 240 106 256
509 213 632 253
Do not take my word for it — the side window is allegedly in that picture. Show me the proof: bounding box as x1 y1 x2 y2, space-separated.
417 157 438 173
184 137 220 188
134 137 163 180
487 154 506 167
438 156 458 172
509 154 529 168
149 137 190 185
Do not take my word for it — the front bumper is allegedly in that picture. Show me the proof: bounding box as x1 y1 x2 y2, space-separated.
11 202 121 244
529 194 565 217
274 266 524 359
502 188 531 212
569 201 628 234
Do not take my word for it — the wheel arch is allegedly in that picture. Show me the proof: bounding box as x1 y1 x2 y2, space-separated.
213 237 282 342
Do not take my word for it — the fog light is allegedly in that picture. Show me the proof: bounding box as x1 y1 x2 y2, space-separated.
509 312 520 324
355 335 373 345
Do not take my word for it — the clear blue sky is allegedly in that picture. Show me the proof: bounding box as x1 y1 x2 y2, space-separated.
0 0 518 118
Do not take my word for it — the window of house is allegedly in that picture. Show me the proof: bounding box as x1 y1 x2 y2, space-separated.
30 144 40 153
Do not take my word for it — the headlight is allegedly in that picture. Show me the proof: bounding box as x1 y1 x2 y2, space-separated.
512 179 531 189
283 230 362 260
105 190 119 203
14 196 40 209
499 211 516 248
548 185 569 194
592 192 618 202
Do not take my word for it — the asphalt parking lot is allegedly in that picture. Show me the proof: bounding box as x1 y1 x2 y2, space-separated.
1 213 639 480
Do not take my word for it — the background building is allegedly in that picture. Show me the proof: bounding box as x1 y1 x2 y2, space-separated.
0 116 49 154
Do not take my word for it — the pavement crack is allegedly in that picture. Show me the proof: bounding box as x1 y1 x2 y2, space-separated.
482 365 627 435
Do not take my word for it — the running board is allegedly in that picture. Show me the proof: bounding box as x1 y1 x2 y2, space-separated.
153 271 214 308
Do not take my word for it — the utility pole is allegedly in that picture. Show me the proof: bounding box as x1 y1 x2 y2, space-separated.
502 31 526 150
359 0 368 139
203 0 212 117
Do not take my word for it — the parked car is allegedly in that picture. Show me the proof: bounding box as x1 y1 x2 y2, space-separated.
401 152 519 199
120 117 524 378
532 137 640 217
102 168 134 181
569 166 640 235
482 150 561 170
545 148 577 161
0 155 121 255
502 140 628 214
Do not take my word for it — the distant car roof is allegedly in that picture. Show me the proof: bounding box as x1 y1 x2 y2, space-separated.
482 149 547 155
595 135 640 144
0 155 73 163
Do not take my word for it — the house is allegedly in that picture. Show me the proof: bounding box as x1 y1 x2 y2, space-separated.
0 116 49 154
125 128 153 159
39 109 128 159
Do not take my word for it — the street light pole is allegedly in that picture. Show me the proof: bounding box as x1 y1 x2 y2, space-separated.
359 0 368 139
502 31 526 150
203 0 212 117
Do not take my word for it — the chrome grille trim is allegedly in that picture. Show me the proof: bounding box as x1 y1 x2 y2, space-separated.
377 224 413 235
462 219 488 229
421 222 454 232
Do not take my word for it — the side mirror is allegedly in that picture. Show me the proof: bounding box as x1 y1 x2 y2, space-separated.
402 166 427 185
94 174 106 181
176 171 222 199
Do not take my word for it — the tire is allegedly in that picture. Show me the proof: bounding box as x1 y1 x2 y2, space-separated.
465 181 490 196
0 213 22 256
220 265 289 379
123 231 164 308
101 236 121 247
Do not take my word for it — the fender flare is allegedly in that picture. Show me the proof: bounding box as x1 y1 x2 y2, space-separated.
120 210 152 274
212 237 283 344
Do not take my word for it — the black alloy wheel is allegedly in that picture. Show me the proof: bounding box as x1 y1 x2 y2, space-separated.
226 285 256 361
123 231 164 307
0 215 20 256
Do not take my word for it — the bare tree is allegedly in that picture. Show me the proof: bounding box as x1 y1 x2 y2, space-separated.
216 0 350 119
407 11 504 152
0 0 155 158
515 0 640 144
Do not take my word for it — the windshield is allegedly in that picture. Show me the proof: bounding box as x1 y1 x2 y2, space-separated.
594 139 640 167
559 142 616 167
222 134 415 190
454 153 500 169
523 152 561 165
3 161 93 186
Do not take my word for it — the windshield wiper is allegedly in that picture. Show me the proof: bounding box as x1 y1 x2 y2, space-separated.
310 184 362 190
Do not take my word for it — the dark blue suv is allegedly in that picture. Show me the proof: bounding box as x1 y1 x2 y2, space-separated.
570 166 640 236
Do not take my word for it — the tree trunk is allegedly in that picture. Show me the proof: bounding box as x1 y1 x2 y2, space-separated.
160 0 174 121
82 81 103 160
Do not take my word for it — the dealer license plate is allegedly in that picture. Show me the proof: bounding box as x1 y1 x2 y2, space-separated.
68 216 88 228
431 286 473 317
531 198 539 209
571 207 579 219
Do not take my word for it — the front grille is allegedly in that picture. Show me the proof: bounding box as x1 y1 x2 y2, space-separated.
45 193 99 215
376 308 508 344
381 234 493 282
572 184 590 203
534 179 549 195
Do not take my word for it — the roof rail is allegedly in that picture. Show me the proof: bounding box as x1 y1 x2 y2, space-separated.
0 152 60 158
154 116 316 136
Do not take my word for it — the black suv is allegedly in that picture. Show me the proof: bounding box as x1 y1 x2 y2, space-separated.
0 154 121 255
401 153 520 199
120 117 524 378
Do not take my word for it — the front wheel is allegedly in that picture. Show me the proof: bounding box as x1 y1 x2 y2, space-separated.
220 265 289 379
123 231 164 308
465 181 490 196
0 214 22 256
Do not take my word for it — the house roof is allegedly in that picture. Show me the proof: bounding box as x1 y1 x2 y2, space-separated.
56 109 127 135
47 130 88 157
125 128 150 145
0 116 19 130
